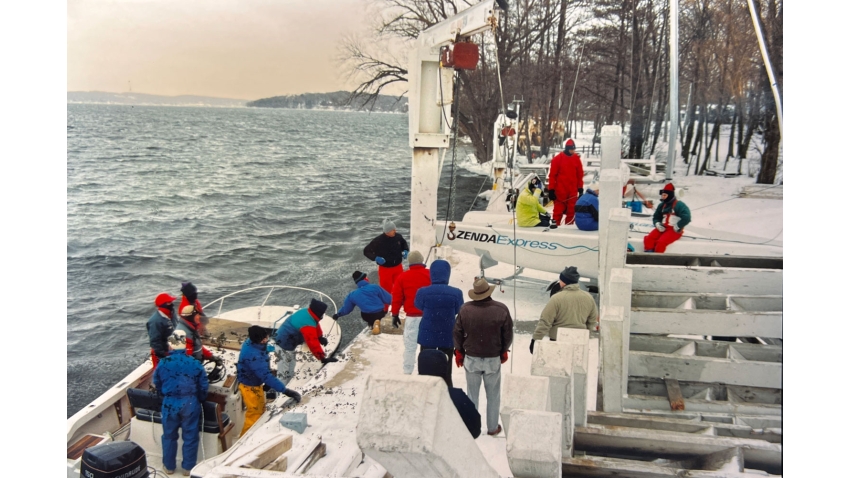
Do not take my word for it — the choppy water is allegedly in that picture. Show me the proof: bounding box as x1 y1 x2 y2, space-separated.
67 104 486 417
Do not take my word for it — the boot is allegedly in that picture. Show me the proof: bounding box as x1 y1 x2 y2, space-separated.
372 321 381 335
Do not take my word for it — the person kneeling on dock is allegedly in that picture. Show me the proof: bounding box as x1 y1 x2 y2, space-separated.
574 183 600 231
530 267 599 354
274 299 337 384
153 329 208 475
238 326 302 437
334 271 392 335
643 183 691 253
418 349 481 439
516 176 555 228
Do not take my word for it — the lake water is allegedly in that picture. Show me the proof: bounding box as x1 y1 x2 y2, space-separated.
67 104 486 417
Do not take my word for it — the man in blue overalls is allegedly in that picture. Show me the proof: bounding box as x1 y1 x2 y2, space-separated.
153 329 209 476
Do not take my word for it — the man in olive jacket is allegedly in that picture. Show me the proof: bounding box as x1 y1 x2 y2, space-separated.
530 266 598 354
453 277 513 436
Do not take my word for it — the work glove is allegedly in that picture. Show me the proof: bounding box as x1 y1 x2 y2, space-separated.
402 250 409 259
529 339 535 354
673 224 682 233
375 256 386 265
318 336 328 347
392 315 401 328
332 313 340 321
321 357 339 364
655 222 666 233
500 351 509 364
282 389 302 403
578 188 584 197
454 350 464 368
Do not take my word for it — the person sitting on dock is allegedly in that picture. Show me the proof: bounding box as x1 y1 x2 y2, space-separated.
453 277 513 437
334 271 392 335
390 251 431 374
530 266 599 354
238 326 302 437
574 183 600 231
363 219 410 309
153 329 208 475
415 259 465 388
643 183 691 253
516 176 555 228
274 299 337 384
147 292 177 369
418 349 481 439
176 305 218 364
549 138 584 226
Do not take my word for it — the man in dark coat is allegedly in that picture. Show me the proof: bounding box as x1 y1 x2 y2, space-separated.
414 259 465 387
453 277 513 436
153 329 208 475
418 349 481 439
147 292 177 369
363 218 410 309
574 183 599 231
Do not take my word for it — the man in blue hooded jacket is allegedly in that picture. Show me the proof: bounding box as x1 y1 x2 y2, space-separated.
153 329 208 475
414 259 465 387
238 326 302 437
333 271 392 335
574 184 600 231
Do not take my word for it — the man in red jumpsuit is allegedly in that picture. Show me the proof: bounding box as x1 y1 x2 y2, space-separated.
548 138 584 226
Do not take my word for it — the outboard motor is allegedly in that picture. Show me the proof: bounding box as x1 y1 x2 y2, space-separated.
80 441 148 478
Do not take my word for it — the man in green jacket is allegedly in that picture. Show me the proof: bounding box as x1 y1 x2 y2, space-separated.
643 183 691 253
516 177 555 228
530 266 598 353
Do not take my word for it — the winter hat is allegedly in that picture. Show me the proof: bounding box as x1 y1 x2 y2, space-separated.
559 266 580 285
659 183 675 201
468 277 496 301
181 282 198 303
248 325 269 344
352 271 368 283
308 298 328 318
382 219 397 234
155 293 176 308
180 305 197 318
408 250 425 265
588 183 600 194
564 138 576 150
418 349 450 386
168 329 187 351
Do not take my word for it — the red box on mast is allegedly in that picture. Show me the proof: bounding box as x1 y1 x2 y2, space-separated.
440 42 480 70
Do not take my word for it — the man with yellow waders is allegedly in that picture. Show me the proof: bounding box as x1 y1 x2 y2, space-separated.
236 326 302 436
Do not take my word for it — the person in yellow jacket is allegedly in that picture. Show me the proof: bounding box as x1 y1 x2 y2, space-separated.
530 266 598 353
516 177 556 228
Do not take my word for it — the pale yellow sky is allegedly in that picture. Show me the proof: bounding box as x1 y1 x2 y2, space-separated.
68 0 374 100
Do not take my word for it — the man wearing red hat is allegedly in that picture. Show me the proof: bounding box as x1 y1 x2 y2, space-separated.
643 183 691 253
548 138 584 226
147 292 177 369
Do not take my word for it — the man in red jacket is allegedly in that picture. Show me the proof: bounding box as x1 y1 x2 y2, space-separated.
390 251 431 374
548 138 584 226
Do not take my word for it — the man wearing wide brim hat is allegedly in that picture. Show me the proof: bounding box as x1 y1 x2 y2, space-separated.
453 277 514 436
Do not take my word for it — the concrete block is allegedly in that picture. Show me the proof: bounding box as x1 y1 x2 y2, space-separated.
555 329 590 426
356 374 499 478
600 125 622 170
506 409 563 478
601 306 625 412
279 412 308 434
531 341 575 457
500 374 551 435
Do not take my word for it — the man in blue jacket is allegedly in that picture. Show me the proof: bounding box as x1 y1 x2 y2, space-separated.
574 183 600 231
153 329 208 475
415 259 465 387
238 326 302 437
333 271 392 335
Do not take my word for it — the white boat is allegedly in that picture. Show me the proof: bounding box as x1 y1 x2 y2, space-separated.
66 286 342 478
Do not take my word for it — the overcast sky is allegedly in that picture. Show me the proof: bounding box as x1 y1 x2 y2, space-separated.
68 0 374 100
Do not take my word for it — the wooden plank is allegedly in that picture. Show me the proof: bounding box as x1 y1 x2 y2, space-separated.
232 434 293 469
630 310 782 338
627 266 781 295
629 351 782 389
67 434 107 460
700 447 743 472
629 335 782 363
624 395 781 417
664 379 685 411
